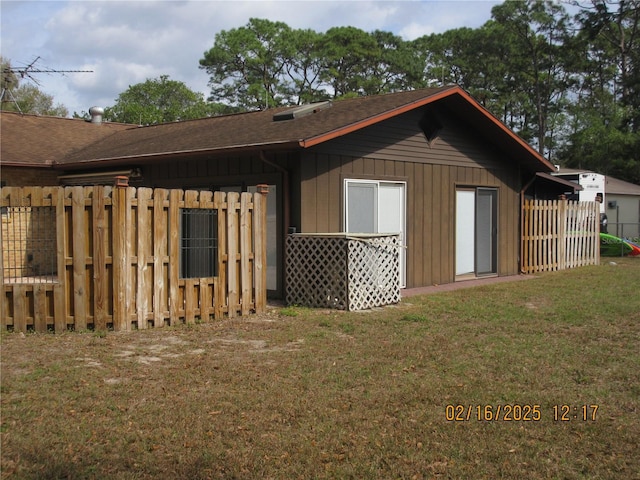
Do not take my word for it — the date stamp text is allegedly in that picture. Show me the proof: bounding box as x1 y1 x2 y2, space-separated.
445 404 599 422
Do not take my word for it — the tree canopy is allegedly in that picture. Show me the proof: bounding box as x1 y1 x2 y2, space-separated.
198 2 640 184
103 75 235 124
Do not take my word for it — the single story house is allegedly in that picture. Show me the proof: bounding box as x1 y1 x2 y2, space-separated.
2 85 565 297
605 176 640 238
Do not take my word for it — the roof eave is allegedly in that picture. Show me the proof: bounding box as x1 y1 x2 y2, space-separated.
57 140 301 170
0 160 55 168
536 172 583 191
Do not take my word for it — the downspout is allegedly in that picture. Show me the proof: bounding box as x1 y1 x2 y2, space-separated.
259 150 291 297
259 150 290 235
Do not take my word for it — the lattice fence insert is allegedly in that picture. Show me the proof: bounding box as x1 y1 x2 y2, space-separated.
347 236 401 311
286 234 400 311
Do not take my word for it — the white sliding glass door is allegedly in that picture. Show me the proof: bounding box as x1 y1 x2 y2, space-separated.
456 190 476 276
456 187 498 278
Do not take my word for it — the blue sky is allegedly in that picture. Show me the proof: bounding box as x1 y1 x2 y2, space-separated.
1 0 502 116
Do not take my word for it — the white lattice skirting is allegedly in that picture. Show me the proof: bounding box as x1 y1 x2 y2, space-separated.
286 233 401 311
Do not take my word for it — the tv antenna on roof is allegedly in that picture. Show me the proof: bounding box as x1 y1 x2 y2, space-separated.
1 56 93 113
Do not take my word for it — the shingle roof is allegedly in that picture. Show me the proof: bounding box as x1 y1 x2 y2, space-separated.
0 112 131 167
59 86 458 165
606 176 640 195
1 86 555 174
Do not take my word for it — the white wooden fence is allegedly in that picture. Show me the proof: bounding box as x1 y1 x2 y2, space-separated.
522 199 600 274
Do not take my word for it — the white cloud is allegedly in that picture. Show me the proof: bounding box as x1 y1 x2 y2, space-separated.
1 0 501 116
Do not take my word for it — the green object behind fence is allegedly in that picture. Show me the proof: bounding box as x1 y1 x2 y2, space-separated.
600 233 633 257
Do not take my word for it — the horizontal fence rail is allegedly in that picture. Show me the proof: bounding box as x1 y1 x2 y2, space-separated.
1 185 267 333
522 199 599 274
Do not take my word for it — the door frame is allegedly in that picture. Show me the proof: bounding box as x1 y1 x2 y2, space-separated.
455 186 499 280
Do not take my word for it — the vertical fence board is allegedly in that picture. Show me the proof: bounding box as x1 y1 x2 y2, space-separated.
3 186 266 333
112 184 128 331
254 191 267 313
136 188 152 329
199 191 214 320
71 187 87 330
13 284 26 332
54 188 67 332
154 189 168 327
214 191 226 319
92 186 108 331
558 200 566 271
183 191 199 323
168 189 181 324
125 187 135 330
34 284 47 332
184 278 196 324
200 278 211 320
240 193 251 315
226 192 239 318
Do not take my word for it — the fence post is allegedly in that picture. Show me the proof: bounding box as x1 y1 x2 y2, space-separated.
54 187 67 332
112 177 129 331
92 186 107 331
168 189 181 324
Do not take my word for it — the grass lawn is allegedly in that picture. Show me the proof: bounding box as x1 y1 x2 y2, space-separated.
1 258 639 479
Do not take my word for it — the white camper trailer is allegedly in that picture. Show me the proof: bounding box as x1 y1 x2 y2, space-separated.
553 168 607 231
553 168 605 213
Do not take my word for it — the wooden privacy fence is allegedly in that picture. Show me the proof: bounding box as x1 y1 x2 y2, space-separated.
522 199 599 274
1 185 267 333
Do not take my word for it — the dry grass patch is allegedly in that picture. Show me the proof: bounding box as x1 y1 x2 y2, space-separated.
1 259 639 479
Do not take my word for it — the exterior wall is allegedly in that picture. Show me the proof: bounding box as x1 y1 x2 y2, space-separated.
606 194 640 238
1 166 60 186
141 152 291 190
297 106 522 289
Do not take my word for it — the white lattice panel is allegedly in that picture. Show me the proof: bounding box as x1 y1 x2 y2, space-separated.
347 236 401 311
286 234 400 311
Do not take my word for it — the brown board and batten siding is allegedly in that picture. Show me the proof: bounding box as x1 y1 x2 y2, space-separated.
298 105 521 289
142 153 286 190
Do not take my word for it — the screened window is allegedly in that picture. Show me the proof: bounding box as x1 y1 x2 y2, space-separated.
1 206 57 283
180 208 218 278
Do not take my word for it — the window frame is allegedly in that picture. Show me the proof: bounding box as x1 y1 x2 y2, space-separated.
179 207 219 279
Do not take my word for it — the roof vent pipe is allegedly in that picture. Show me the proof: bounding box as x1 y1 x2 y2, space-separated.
89 106 104 124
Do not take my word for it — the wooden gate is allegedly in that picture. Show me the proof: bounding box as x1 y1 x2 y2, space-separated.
1 185 267 333
521 199 599 274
